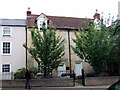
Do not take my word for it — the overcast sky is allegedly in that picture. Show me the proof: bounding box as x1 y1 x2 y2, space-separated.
0 0 119 19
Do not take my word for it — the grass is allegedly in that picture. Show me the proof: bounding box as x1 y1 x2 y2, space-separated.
75 79 82 84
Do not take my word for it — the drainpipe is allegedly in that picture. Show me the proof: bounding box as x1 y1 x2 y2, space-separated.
68 29 72 75
25 27 28 69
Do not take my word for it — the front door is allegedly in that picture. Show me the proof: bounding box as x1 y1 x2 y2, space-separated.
58 62 66 76
75 61 82 76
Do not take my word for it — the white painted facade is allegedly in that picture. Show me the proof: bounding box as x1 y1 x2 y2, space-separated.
0 19 26 79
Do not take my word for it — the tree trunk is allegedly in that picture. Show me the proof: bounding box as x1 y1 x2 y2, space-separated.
44 67 47 76
38 62 40 72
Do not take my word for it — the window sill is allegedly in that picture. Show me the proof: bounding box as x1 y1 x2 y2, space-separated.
1 72 11 75
1 54 11 56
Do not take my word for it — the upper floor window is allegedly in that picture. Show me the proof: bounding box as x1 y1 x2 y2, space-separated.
2 64 11 73
1 42 11 55
2 27 12 36
39 21 44 30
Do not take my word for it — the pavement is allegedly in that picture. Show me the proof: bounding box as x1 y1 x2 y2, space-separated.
1 85 110 90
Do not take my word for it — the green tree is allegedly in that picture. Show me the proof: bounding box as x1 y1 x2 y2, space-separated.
24 25 65 76
72 22 115 75
109 20 120 62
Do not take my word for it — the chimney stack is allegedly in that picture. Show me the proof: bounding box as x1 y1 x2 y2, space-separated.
27 7 31 16
94 9 100 20
26 7 32 27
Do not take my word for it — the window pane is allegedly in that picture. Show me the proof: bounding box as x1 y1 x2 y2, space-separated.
2 64 10 73
3 27 11 36
2 42 11 54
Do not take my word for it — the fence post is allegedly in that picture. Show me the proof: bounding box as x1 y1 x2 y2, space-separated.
73 71 76 86
82 69 85 86
11 72 14 79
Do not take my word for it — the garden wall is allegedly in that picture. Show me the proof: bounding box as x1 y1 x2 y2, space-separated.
85 76 120 86
0 78 73 88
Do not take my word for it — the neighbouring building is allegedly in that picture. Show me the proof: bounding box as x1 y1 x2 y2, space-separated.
26 8 100 76
0 19 26 79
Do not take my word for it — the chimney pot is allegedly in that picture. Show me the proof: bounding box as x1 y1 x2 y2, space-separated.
27 7 31 16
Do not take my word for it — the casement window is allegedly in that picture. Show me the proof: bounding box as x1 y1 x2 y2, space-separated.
37 19 47 31
39 21 44 30
1 42 11 55
2 27 12 36
2 64 11 73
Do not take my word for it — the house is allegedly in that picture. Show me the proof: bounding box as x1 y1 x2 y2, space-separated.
0 19 26 79
26 8 100 76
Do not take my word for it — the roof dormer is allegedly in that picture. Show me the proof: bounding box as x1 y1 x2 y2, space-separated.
37 13 48 31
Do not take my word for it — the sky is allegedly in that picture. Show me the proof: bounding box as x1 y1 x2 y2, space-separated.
0 0 119 19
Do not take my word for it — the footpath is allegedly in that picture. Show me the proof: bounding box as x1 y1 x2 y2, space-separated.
1 85 110 90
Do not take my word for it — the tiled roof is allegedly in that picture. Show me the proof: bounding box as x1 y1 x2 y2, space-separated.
47 16 93 29
0 19 26 26
27 14 93 29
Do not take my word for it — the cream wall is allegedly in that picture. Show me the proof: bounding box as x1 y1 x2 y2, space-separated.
0 26 26 73
27 28 92 73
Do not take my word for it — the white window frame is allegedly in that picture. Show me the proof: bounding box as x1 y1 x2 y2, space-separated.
1 41 12 55
2 27 12 36
1 64 11 74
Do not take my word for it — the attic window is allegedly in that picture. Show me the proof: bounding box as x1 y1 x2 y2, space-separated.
2 27 12 36
39 21 46 30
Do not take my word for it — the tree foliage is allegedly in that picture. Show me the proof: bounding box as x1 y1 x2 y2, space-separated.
24 25 65 76
109 20 120 62
72 22 115 75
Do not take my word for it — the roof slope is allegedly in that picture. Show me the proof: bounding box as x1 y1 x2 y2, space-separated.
27 14 93 29
0 19 26 26
47 16 93 29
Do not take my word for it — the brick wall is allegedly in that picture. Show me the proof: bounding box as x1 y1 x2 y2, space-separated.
0 78 73 88
85 76 120 86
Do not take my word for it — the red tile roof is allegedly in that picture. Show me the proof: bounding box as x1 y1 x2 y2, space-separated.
27 14 93 29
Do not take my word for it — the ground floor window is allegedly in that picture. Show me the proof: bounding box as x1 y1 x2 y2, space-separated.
2 64 10 73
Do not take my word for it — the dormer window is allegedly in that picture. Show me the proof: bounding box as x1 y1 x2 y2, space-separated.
39 21 44 30
40 21 44 27
2 27 12 36
37 13 48 31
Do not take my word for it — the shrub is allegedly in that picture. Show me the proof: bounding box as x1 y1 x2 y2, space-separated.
86 72 95 77
14 67 39 79
14 68 26 79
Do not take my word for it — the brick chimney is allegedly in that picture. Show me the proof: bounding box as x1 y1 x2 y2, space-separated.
27 7 31 16
93 9 100 20
26 7 32 27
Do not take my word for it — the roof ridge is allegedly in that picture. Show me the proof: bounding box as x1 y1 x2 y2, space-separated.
47 15 93 20
30 14 93 20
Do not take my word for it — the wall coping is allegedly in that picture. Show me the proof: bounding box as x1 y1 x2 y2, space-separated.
85 76 120 79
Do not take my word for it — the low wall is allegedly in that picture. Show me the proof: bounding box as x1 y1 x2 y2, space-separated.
85 76 120 86
0 78 73 88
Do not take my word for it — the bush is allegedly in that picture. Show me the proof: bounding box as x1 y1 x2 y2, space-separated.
14 68 26 79
14 67 39 79
86 72 95 77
